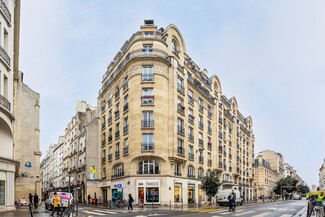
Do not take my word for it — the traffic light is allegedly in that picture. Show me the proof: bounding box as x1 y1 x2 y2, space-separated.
317 187 320 191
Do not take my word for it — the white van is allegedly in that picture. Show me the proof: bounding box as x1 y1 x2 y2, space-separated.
216 189 243 206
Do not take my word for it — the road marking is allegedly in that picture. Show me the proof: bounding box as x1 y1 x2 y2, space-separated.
92 209 118 214
82 210 107 215
252 212 271 217
280 215 292 217
234 210 255 216
200 209 222 212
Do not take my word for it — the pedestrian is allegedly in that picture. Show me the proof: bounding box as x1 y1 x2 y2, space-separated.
33 193 39 209
28 193 33 205
128 194 134 210
262 195 265 203
88 194 91 205
228 191 235 212
232 190 237 211
95 192 98 206
51 192 62 216
114 192 119 207
316 192 324 205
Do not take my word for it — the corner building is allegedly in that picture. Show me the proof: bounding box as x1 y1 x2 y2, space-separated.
99 20 255 206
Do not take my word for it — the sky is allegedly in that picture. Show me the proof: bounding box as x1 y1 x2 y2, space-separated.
20 0 325 187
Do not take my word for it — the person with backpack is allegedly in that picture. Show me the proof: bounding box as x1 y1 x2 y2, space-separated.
33 193 39 209
128 194 134 210
51 192 62 216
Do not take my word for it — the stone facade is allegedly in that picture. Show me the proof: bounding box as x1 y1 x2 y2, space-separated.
13 71 41 202
42 101 101 203
258 150 284 178
319 159 325 190
253 155 279 199
98 20 255 206
0 0 20 212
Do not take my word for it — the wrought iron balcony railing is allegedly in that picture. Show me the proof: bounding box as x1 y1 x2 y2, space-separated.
0 94 10 110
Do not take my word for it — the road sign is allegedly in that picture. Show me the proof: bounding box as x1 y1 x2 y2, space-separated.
117 184 122 188
118 188 122 192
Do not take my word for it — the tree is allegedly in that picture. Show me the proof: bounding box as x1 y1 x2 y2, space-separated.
201 171 221 205
297 184 310 194
273 176 299 194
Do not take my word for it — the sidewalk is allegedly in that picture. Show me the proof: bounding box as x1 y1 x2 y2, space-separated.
293 206 307 217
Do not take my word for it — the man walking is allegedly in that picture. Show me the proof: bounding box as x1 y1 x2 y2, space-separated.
128 194 134 210
28 193 33 205
51 192 62 216
88 194 91 205
33 193 39 209
228 191 236 212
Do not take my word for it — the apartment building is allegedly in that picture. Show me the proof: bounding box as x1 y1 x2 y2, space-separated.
259 150 284 178
253 154 279 199
43 101 100 203
0 0 20 212
319 159 325 190
13 71 41 202
98 20 255 206
43 145 54 195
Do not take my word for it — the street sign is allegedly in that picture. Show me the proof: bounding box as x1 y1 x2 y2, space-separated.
117 184 122 188
118 188 122 192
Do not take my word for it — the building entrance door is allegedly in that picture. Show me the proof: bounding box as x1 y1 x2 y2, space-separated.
188 185 195 203
103 189 107 203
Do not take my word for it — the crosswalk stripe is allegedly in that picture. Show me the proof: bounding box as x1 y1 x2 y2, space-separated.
92 209 118 214
280 215 292 217
251 212 270 217
234 211 255 216
82 210 107 215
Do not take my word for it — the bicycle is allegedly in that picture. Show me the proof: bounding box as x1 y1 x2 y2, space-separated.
62 205 74 217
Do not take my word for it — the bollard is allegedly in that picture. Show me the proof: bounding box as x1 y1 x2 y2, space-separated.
169 200 171 210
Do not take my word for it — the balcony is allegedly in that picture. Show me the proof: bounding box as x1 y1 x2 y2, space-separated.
229 128 232 133
229 166 232 172
207 142 212 150
188 96 194 105
115 131 120 139
123 103 128 112
115 151 120 159
199 122 203 129
177 147 185 156
199 156 204 163
123 83 128 92
187 174 195 179
188 114 194 124
102 157 106 164
224 151 227 156
199 105 204 113
237 156 239 161
224 109 233 120
142 74 154 81
240 124 251 136
101 104 106 113
101 139 106 147
224 165 227 170
123 125 129 134
115 91 120 100
187 74 214 102
177 84 184 94
229 141 232 146
108 116 112 125
208 159 212 166
219 117 222 124
142 142 154 151
115 110 120 119
218 147 223 153
108 98 112 107
112 172 125 179
208 111 212 119
208 127 212 134
0 0 11 24
188 134 194 142
188 153 194 160
175 171 182 176
237 143 240 149
177 104 185 114
177 126 185 136
222 180 233 184
142 96 154 105
199 139 204 146
108 135 112 142
218 162 222 168
123 146 128 155
0 94 10 111
108 154 112 161
142 120 154 128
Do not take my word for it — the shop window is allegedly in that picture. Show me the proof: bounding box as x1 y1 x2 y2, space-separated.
174 183 182 203
198 186 203 201
146 188 159 202
188 184 195 203
0 180 4 205
138 160 159 174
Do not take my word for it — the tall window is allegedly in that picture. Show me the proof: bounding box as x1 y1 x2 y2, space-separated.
124 96 128 109
175 163 181 176
142 66 153 81
113 163 124 177
142 134 154 150
142 88 154 105
172 39 177 53
198 168 204 179
138 160 159 174
177 76 184 93
188 127 193 136
144 31 154 38
143 45 153 55
142 111 153 128
103 168 106 179
188 165 194 177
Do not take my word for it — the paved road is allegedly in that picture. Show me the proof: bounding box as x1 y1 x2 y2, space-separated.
0 200 307 217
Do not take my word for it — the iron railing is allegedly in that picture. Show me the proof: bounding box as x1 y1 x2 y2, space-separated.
0 94 10 110
0 0 11 23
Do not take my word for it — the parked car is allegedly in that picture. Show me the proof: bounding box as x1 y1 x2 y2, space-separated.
216 189 243 205
45 192 74 211
293 194 302 200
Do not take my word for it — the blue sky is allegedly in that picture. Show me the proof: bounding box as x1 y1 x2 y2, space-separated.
20 0 325 187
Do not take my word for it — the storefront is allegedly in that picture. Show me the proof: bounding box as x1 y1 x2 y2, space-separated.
100 180 111 204
174 183 182 203
136 180 160 204
188 184 195 203
111 183 123 200
198 185 203 201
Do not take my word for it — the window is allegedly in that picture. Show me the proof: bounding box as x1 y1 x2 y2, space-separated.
144 31 154 38
143 45 153 55
177 76 184 93
124 96 128 111
188 90 194 104
142 88 154 105
177 97 184 105
142 111 153 128
189 108 193 116
188 165 194 178
198 168 204 179
175 163 181 176
103 168 106 179
172 39 178 53
199 132 203 140
142 134 154 150
142 66 153 81
113 163 124 177
177 138 184 155
178 118 184 134
138 160 159 174
124 138 128 154
178 97 185 113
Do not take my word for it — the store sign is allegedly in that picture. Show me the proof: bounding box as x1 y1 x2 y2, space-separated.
136 180 160 187
146 182 159 187
100 181 110 187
